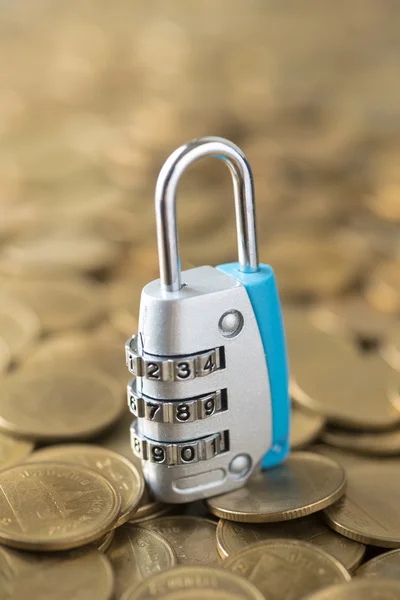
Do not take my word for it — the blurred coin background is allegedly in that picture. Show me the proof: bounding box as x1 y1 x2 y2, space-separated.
1 2 400 599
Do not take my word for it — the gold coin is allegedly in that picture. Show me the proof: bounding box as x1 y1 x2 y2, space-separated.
121 565 265 600
0 369 125 441
95 529 115 553
111 302 140 337
0 229 119 276
0 277 106 332
207 452 346 523
381 324 400 372
261 230 369 299
0 461 121 551
0 430 34 470
27 444 145 527
366 260 400 314
0 545 114 600
285 308 400 430
98 413 173 522
106 279 141 335
25 330 90 369
0 336 10 373
356 547 400 579
368 167 400 223
322 426 400 456
303 580 400 600
310 297 393 345
25 330 128 389
107 523 176 599
140 516 220 565
99 409 138 462
324 464 400 547
291 404 326 450
0 294 39 359
311 444 373 472
217 514 365 571
223 540 350 599
130 498 174 523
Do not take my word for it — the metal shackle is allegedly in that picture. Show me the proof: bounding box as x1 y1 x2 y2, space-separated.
155 136 260 292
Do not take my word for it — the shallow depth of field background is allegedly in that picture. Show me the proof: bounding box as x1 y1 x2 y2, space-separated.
0 0 399 312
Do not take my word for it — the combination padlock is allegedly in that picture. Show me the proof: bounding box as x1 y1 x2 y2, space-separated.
125 136 290 503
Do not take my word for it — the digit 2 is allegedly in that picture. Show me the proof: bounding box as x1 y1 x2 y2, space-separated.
147 363 161 380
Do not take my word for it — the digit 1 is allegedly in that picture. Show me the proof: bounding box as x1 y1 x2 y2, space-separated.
210 436 217 456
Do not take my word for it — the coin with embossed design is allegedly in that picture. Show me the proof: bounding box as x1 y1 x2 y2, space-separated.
217 514 365 571
0 461 121 550
107 523 176 599
304 580 400 600
140 516 220 565
223 540 350 599
121 565 265 600
0 545 114 600
27 444 144 526
207 452 346 522
0 369 125 441
324 464 400 547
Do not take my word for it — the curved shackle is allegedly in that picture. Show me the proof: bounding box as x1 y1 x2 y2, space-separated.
155 136 259 292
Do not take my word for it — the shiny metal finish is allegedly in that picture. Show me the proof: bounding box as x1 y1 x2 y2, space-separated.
133 266 272 503
155 137 259 292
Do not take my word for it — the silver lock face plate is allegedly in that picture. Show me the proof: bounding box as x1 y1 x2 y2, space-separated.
126 265 272 503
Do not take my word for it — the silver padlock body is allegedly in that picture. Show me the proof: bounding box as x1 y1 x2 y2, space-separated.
131 265 272 503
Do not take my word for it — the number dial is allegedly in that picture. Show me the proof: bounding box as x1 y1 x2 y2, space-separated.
125 335 221 381
130 427 228 466
127 381 223 424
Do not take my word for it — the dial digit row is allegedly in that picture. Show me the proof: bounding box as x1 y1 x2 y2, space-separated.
125 335 223 381
127 381 226 423
131 426 229 466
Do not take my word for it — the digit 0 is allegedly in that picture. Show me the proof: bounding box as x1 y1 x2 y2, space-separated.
180 446 195 462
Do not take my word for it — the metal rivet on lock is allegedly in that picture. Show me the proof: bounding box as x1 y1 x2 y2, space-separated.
125 136 290 504
218 310 244 338
229 454 252 478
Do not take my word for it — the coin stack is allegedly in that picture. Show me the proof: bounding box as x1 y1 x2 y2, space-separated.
1 1 400 599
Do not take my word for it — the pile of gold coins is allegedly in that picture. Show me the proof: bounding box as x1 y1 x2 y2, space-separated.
1 1 400 599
